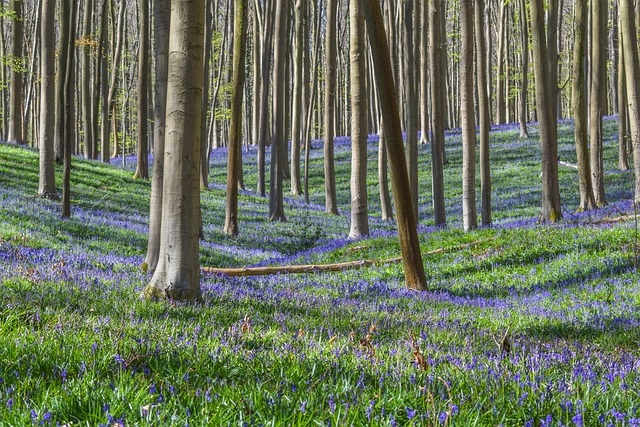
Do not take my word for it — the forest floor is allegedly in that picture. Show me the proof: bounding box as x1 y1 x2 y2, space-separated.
1 118 640 426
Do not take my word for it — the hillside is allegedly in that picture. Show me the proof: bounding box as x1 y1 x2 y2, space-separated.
1 119 639 425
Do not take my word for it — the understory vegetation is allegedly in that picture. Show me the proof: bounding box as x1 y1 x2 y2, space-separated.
1 118 639 426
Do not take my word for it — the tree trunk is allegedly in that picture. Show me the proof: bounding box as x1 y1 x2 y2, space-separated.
200 0 213 189
364 0 427 291
348 0 369 239
403 0 419 219
134 0 150 179
518 0 529 138
290 0 305 196
589 0 607 206
547 0 559 121
224 0 248 236
323 0 339 215
100 0 125 164
54 0 71 164
495 0 507 124
37 0 56 198
62 1 77 219
461 0 477 231
618 24 630 171
572 0 596 211
144 0 206 301
620 0 640 203
81 0 94 159
476 0 491 226
143 0 170 273
8 0 24 145
531 0 562 221
429 0 446 226
268 0 288 221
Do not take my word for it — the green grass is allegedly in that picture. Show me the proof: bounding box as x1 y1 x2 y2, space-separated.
1 118 640 426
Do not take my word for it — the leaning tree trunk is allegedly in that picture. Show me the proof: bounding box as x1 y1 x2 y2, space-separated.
589 0 607 206
572 0 596 211
38 0 56 198
348 0 369 239
144 0 206 301
531 0 562 221
461 0 477 231
7 0 24 145
224 0 248 236
134 0 150 179
268 0 288 222
620 0 640 203
476 0 491 226
364 0 427 292
143 0 170 274
323 0 339 215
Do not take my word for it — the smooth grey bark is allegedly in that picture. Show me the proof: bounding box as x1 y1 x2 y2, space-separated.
476 0 491 226
100 0 125 164
495 0 507 124
224 0 248 236
200 0 213 189
419 1 429 145
518 0 529 138
348 0 369 239
37 0 56 198
81 0 94 159
364 0 427 291
323 0 339 215
54 0 71 163
620 0 640 203
134 0 150 179
143 0 170 273
618 25 630 171
8 0 24 145
589 0 607 206
428 0 446 226
403 0 419 219
290 0 305 196
268 0 288 221
461 0 477 231
546 0 560 121
144 0 206 301
531 0 562 221
62 0 76 218
573 0 596 211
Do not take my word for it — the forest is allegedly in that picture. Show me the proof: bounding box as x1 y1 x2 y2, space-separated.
1 0 640 425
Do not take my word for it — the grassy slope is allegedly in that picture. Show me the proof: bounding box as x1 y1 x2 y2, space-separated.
1 118 639 426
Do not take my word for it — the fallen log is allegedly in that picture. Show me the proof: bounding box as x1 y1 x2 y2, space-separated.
559 160 579 170
202 237 496 277
589 214 637 225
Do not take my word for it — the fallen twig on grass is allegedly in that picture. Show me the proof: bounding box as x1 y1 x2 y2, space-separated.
589 214 637 225
202 237 496 277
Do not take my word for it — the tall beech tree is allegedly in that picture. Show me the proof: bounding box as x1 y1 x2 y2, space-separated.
572 0 595 211
363 0 427 292
461 0 477 231
323 0 339 215
7 0 23 145
37 0 56 199
61 0 76 219
476 0 491 226
144 0 206 301
620 0 640 203
348 0 369 239
531 0 562 221
268 0 288 222
589 0 607 206
144 0 170 274
134 0 150 180
224 0 248 236
290 0 305 196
